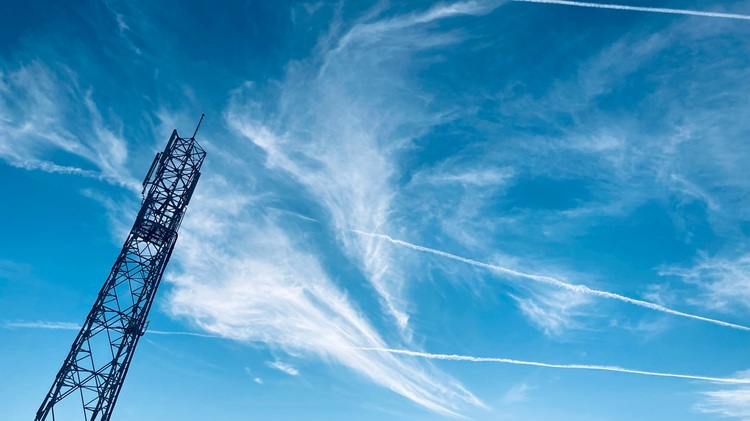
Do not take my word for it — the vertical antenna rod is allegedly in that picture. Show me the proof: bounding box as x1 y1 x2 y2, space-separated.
35 120 207 421
192 113 205 139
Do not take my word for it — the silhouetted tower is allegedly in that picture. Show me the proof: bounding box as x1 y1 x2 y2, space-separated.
35 116 207 421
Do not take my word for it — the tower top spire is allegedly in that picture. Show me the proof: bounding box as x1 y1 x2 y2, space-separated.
192 113 205 139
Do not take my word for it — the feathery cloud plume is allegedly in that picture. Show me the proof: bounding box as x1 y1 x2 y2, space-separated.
226 0 504 335
164 175 484 415
0 62 139 191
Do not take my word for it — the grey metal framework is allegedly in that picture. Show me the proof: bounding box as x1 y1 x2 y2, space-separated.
35 118 207 421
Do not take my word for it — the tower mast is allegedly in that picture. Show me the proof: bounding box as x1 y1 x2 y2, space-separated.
35 118 207 421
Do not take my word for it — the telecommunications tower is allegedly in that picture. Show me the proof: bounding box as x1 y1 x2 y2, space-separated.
35 116 207 421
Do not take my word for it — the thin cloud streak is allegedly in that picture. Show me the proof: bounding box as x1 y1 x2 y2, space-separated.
351 230 750 331
332 0 503 55
147 329 226 339
2 320 225 339
512 0 750 21
264 206 320 223
16 321 746 384
5 158 139 191
3 320 81 330
267 361 300 376
359 347 750 385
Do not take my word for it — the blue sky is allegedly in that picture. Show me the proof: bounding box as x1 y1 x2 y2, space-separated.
2 0 750 419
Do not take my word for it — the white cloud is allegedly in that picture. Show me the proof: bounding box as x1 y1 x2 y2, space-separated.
0 61 139 191
332 0 502 55
696 371 750 420
511 288 592 337
659 254 750 315
224 1 504 335
379 10 750 340
165 175 483 415
411 11 750 250
501 382 534 404
2 3 501 413
244 367 264 384
267 361 300 376
410 166 515 188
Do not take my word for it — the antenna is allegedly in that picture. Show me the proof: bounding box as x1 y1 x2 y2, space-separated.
192 113 205 139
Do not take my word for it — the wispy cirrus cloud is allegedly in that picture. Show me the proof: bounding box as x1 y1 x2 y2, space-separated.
2 7 498 408
696 371 750 419
659 254 750 315
504 13 750 237
267 361 299 376
165 175 484 416
384 6 750 340
409 165 515 188
501 382 535 404
401 3 750 250
331 0 503 55
0 61 139 190
511 288 592 337
224 0 503 335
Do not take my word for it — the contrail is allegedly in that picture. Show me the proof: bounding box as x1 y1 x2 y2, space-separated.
359 347 750 384
2 320 224 339
511 0 750 21
15 320 746 384
350 230 750 331
2 321 80 330
148 329 225 339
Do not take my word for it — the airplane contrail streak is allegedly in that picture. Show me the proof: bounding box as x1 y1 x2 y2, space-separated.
2 321 225 339
147 329 226 339
358 347 750 384
15 320 746 384
511 0 750 21
350 230 750 331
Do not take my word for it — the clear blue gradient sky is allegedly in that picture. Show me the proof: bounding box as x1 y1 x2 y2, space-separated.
2 1 750 420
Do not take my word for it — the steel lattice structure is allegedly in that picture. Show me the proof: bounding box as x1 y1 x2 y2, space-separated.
35 118 207 421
